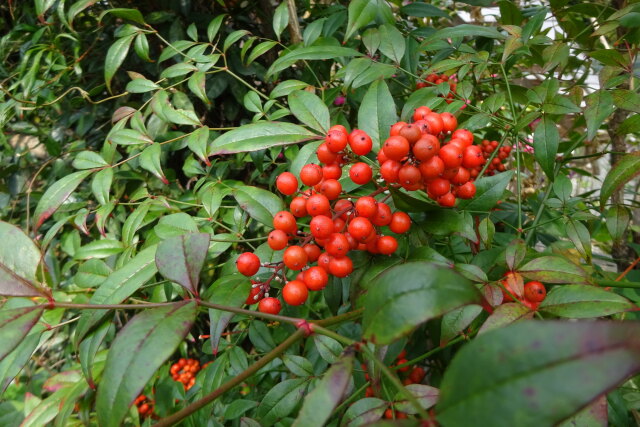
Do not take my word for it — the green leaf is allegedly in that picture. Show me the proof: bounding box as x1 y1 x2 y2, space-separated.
91 168 113 206
341 398 387 426
257 378 309 425
125 78 159 93
394 384 440 414
589 49 628 67
160 63 198 79
121 201 151 247
96 301 196 427
74 240 124 260
205 275 251 354
618 114 640 135
72 151 108 169
612 89 640 113
0 327 43 392
565 219 591 262
478 303 532 334
210 122 317 156
600 152 640 208
207 15 226 42
378 24 405 63
134 33 152 62
139 143 168 184
288 90 330 134
0 306 44 361
187 127 211 165
273 2 289 40
98 8 145 25
267 44 362 78
155 213 198 238
478 217 495 248
224 30 250 52
74 245 158 345
314 334 344 364
225 400 259 420
401 3 449 18
505 239 527 271
345 0 378 41
79 321 112 387
105 34 135 93
533 116 559 180
75 259 112 288
519 256 588 284
426 24 505 41
199 183 229 218
33 170 92 231
109 129 153 145
364 262 480 344
436 320 640 427
358 80 397 151
282 355 314 377
400 87 441 121
440 304 483 345
539 285 634 318
293 352 354 427
188 71 209 104
271 80 311 98
542 96 581 115
0 222 45 297
249 321 276 352
156 233 209 296
458 170 514 211
247 41 278 66
233 185 284 227
605 205 630 241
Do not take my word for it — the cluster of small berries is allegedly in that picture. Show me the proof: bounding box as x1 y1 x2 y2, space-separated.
377 106 482 207
476 140 512 176
500 272 547 310
134 394 155 419
169 358 201 390
237 125 413 314
416 73 457 104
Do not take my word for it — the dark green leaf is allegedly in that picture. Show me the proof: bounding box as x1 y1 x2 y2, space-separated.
288 90 330 134
612 89 640 113
440 304 483 345
313 334 343 364
98 8 145 25
273 2 289 40
539 285 634 318
358 80 397 151
156 233 209 296
268 44 362 78
401 3 449 18
345 0 378 40
458 170 514 211
533 116 559 180
207 15 226 42
79 321 112 387
600 152 640 208
282 355 314 377
257 378 309 425
605 205 630 241
210 122 317 155
96 301 196 427
426 24 505 41
437 320 640 427
186 127 211 165
364 262 480 344
478 303 532 334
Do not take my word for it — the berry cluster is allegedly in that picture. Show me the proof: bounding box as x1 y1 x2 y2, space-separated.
169 358 201 390
134 394 155 419
500 272 547 310
477 140 512 176
237 125 413 314
416 73 457 104
377 106 481 207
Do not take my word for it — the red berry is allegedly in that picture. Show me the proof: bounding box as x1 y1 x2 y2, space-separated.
326 130 348 153
437 192 456 207
389 212 411 234
348 130 373 155
319 179 342 200
413 106 432 121
462 145 485 169
456 181 476 199
236 252 260 276
283 245 308 270
399 124 422 144
412 135 440 161
423 112 444 135
409 366 426 383
273 211 298 234
246 286 264 304
524 281 546 303
390 121 407 136
419 156 445 180
322 163 343 180
290 196 308 217
276 172 298 195
427 178 451 197
326 233 350 257
303 244 322 262
348 217 374 242
451 167 470 185
306 194 331 216
282 280 308 305
300 164 323 187
441 112 458 133
258 297 281 314
329 256 353 277
317 143 338 164
380 160 402 183
267 230 288 250
371 202 392 227
377 235 398 255
355 196 378 218
304 266 328 291
317 252 333 272
383 136 410 161
334 199 354 219
452 129 474 146
398 164 422 187
310 215 334 239
439 144 463 169
349 162 373 185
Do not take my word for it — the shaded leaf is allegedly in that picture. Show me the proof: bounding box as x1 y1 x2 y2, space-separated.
533 116 559 180
105 34 135 93
205 275 251 354
599 152 640 208
605 205 630 241
268 44 362 78
156 232 210 296
257 378 309 425
440 305 483 345
584 91 614 141
478 303 533 334
0 222 46 297
341 398 387 426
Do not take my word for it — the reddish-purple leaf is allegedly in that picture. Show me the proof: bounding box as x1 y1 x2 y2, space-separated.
394 384 440 414
33 170 92 232
0 221 48 297
155 232 210 296
0 305 44 361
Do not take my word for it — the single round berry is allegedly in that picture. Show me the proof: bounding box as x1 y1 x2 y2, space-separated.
290 196 308 217
413 106 432 122
236 252 260 276
389 212 411 234
267 229 288 250
329 124 348 134
371 202 392 227
380 160 402 183
326 233 350 257
439 144 463 169
412 135 440 161
317 143 338 164
355 196 378 218
462 145 484 169
304 266 329 291
310 215 334 239
322 163 343 180
419 156 445 180
317 252 333 272
258 297 281 314
409 366 426 384
300 164 323 187
399 124 422 144
273 211 298 234
451 167 470 185
437 192 456 207
276 172 298 195
377 235 398 255
306 194 331 216
441 112 458 133
349 162 373 185
348 130 373 155
348 217 374 242
303 244 322 262
319 179 342 200
326 129 348 153
524 281 546 303
390 121 407 136
383 136 410 161
423 112 444 135
452 129 474 146
427 178 451 197
329 256 353 278
283 245 308 270
282 280 308 306
398 164 422 187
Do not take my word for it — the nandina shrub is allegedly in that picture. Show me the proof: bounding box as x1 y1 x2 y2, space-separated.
2 1 640 426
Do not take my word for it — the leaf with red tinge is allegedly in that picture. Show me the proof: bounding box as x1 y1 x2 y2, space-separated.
0 221 47 297
0 306 44 361
293 350 355 427
437 320 640 427
519 256 588 284
209 122 317 156
394 384 440 414
204 275 251 354
156 232 210 296
478 303 533 334
96 301 197 427
539 285 634 318
505 239 526 271
341 398 387 426
599 152 640 209
558 395 607 427
33 170 92 232
139 143 168 184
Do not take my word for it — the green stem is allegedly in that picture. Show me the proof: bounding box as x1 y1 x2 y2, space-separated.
596 280 640 289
